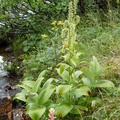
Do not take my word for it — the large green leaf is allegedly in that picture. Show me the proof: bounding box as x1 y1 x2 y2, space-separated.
26 94 38 104
73 86 90 98
56 85 72 96
70 105 88 114
94 80 114 88
38 84 55 105
17 84 32 92
26 107 46 120
21 80 35 88
81 67 94 81
32 77 44 92
14 93 27 102
26 103 39 110
55 103 73 118
43 78 54 89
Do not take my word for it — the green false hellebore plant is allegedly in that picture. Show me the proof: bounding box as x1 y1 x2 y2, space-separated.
14 0 115 119
14 70 56 120
81 56 114 90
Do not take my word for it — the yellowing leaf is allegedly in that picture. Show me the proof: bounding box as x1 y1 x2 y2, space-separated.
73 86 90 98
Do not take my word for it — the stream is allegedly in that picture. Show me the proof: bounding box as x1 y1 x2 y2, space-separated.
0 44 20 120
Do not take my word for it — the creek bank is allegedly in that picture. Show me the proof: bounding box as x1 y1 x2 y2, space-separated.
0 43 30 120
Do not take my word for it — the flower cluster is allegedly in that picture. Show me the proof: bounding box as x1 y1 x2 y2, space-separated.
51 20 64 26
51 20 63 31
48 108 56 120
41 34 47 38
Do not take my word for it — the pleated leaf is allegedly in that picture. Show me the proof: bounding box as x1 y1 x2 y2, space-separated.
55 103 73 118
32 77 44 92
14 92 27 102
73 86 90 98
26 107 46 120
38 84 55 105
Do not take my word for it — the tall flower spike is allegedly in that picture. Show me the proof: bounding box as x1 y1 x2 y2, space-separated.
68 1 73 22
73 0 78 15
61 0 80 62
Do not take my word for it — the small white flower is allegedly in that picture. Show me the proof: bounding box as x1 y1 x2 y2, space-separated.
48 67 52 70
91 100 96 107
44 1 51 4
49 108 55 113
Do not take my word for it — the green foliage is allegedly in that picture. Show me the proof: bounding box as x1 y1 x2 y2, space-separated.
82 56 114 89
55 103 73 118
14 1 118 120
14 70 56 120
26 108 46 120
21 22 63 80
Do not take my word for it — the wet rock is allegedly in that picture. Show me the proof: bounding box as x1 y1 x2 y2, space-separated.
5 83 15 90
8 109 31 120
0 114 9 120
0 45 24 119
5 47 12 52
0 85 21 120
0 39 6 45
0 89 12 114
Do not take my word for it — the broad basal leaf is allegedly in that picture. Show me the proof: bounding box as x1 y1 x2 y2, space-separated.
32 77 44 92
26 94 38 104
38 84 55 105
43 78 54 89
26 107 46 120
21 80 35 88
73 86 90 98
14 93 27 102
26 103 39 110
55 103 73 118
17 84 32 92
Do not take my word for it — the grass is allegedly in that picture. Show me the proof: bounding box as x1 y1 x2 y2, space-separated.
75 10 120 120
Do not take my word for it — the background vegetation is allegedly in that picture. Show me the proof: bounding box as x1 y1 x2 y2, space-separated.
0 0 120 120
